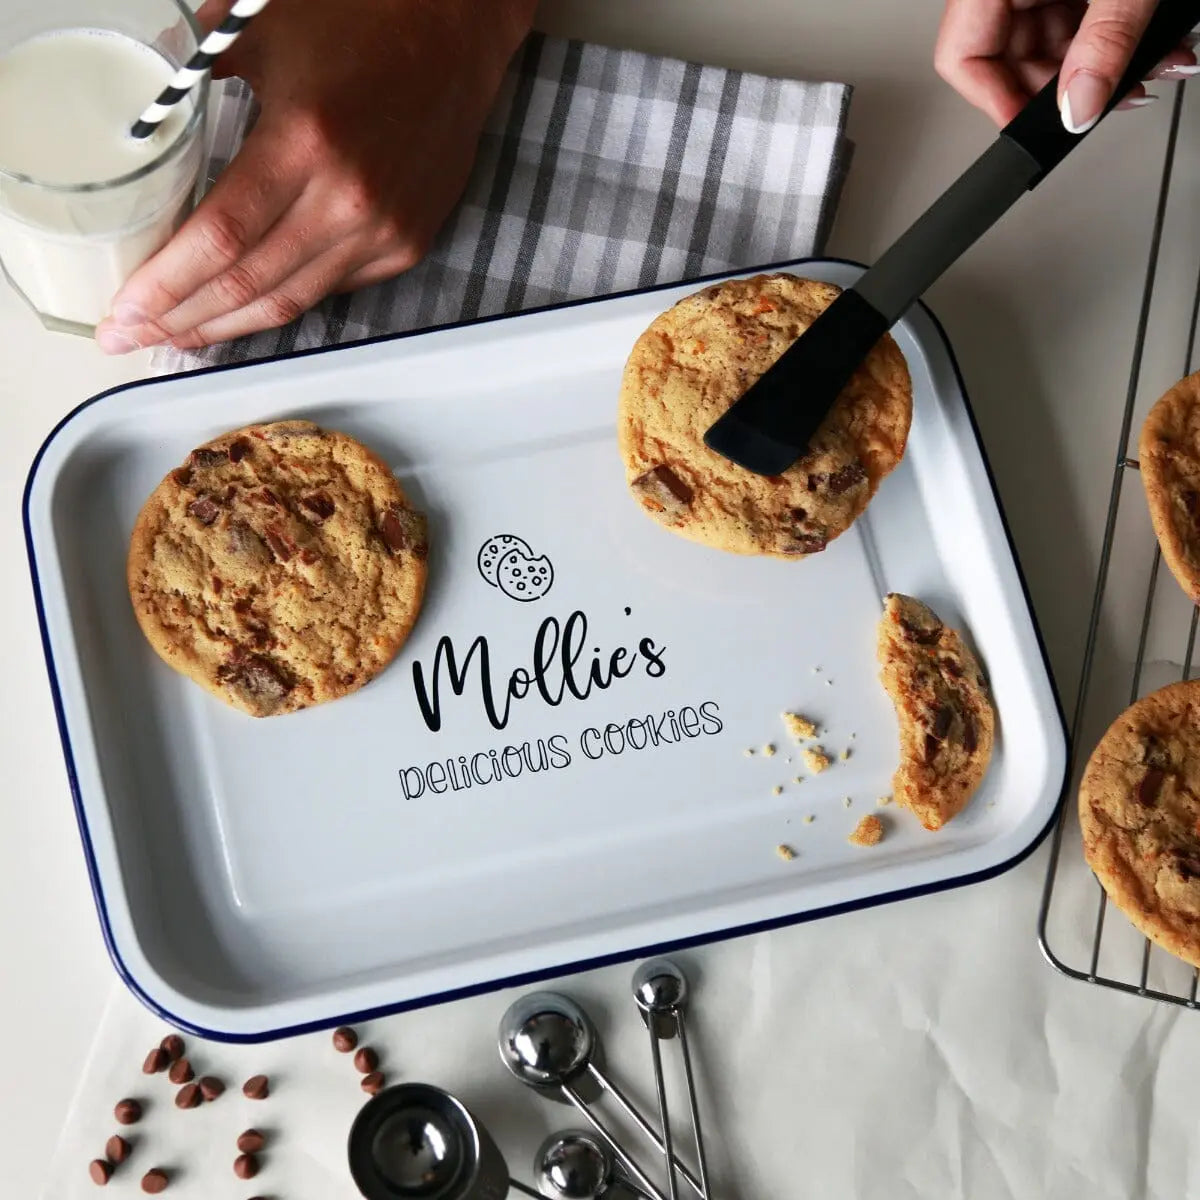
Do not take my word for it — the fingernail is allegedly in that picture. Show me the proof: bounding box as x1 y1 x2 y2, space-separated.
96 327 142 355
111 300 148 327
1061 71 1109 134
1164 63 1200 76
1120 94 1160 109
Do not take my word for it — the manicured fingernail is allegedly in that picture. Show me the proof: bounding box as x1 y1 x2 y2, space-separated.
1120 94 1160 109
96 327 142 355
1164 63 1200 76
1061 71 1109 134
111 300 148 326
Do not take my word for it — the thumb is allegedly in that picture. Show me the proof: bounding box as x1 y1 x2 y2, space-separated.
1057 0 1157 133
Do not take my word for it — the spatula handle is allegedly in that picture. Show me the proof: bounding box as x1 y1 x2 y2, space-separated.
1005 0 1200 183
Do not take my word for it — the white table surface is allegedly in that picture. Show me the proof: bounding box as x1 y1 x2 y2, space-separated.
6 2 1200 1197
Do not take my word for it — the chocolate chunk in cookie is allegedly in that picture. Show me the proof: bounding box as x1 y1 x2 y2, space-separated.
379 505 428 558
631 465 694 518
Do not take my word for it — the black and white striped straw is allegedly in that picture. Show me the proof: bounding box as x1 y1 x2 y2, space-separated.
130 0 272 140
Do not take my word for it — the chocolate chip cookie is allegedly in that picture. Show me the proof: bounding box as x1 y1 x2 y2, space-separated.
127 420 427 717
1079 680 1200 967
877 594 994 831
617 274 912 557
1139 370 1200 602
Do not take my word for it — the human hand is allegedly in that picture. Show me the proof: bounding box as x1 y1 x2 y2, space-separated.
96 0 536 354
934 0 1198 130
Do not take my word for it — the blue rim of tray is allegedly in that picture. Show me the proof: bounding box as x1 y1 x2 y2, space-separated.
22 256 1070 1043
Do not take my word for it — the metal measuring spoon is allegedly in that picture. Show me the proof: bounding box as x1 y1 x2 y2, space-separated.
499 993 667 1200
632 959 710 1200
534 1129 646 1199
499 992 704 1200
347 1080 539 1200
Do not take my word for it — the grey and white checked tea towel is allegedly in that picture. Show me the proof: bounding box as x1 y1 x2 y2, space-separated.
154 32 851 373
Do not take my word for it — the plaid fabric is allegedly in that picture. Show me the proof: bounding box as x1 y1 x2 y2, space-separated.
154 32 851 372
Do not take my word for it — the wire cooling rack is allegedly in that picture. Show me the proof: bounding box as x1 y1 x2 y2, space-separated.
1038 82 1200 1007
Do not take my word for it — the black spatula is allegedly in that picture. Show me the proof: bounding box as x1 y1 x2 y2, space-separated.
704 0 1200 476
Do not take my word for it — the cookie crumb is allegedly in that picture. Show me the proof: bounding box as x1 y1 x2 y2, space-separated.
782 712 818 740
849 814 884 846
877 795 892 806
802 747 830 774
793 776 804 784
813 666 821 673
776 843 796 861
762 743 777 757
803 814 815 825
825 678 833 686
842 796 853 808
772 785 783 796
839 748 851 761
743 747 755 757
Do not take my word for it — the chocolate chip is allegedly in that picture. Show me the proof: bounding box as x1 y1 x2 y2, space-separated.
228 520 272 566
332 1026 358 1053
234 1153 260 1180
931 705 954 740
211 575 223 595
237 1129 266 1154
1184 490 1200 519
379 506 429 557
198 1076 225 1102
361 1071 385 1095
900 617 943 646
1142 736 1170 770
299 548 319 565
217 652 292 713
140 1168 169 1193
229 438 252 463
943 658 964 678
187 495 220 525
300 491 336 521
105 1136 130 1165
168 1057 193 1085
962 714 978 754
826 461 867 495
174 1083 202 1110
789 507 808 523
143 1048 169 1075
114 1099 142 1126
631 465 694 516
172 466 193 488
254 487 282 507
354 1047 379 1074
923 733 940 764
1174 852 1200 879
264 526 293 562
242 1074 270 1100
89 1159 112 1186
781 533 828 555
190 447 228 468
1136 767 1165 807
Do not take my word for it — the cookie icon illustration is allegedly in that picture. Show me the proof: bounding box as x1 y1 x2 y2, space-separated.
477 534 532 587
496 548 554 603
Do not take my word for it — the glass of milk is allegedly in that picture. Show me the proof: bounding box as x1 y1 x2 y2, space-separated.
0 0 209 335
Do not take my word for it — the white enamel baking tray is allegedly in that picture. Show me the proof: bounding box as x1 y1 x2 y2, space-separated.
24 260 1066 1041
